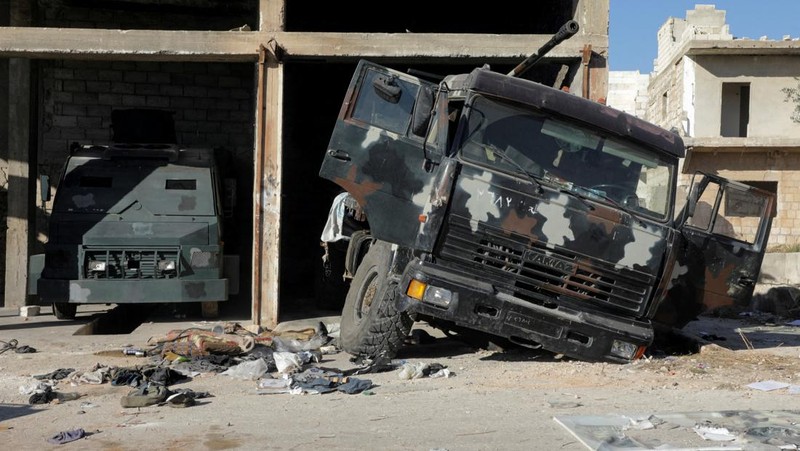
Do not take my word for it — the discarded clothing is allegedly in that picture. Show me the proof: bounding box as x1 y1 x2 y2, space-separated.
110 369 144 387
143 367 187 386
29 390 57 404
398 362 448 380
295 377 337 394
0 339 36 354
337 378 373 394
29 389 81 405
342 354 403 376
220 358 269 380
46 428 85 445
165 391 195 408
149 328 256 356
33 368 75 381
171 355 235 374
120 383 169 408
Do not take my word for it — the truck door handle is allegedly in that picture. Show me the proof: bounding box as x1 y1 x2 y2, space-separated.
738 276 756 287
328 149 351 161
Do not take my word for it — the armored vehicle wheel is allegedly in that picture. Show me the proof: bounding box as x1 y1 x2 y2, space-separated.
52 302 77 320
339 241 412 359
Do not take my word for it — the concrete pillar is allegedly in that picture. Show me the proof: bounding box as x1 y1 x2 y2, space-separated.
259 0 284 32
5 0 33 309
251 42 283 328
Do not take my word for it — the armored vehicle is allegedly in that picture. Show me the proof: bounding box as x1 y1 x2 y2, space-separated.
29 110 235 319
319 22 775 363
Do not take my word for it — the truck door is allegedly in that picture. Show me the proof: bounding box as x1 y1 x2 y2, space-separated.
671 172 775 321
319 60 437 248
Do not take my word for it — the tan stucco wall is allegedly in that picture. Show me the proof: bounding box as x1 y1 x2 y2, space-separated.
682 151 800 248
692 55 800 138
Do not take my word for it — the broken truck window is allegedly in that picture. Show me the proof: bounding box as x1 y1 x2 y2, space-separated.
79 176 112 188
165 179 197 190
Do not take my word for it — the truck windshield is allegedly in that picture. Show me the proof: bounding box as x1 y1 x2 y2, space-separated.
459 95 675 220
52 157 216 216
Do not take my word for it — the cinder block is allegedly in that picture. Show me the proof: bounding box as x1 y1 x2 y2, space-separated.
20 306 40 317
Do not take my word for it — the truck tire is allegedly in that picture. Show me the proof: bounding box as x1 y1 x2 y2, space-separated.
52 302 77 320
339 241 412 359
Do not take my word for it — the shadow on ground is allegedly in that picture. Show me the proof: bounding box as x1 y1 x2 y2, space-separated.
0 403 42 422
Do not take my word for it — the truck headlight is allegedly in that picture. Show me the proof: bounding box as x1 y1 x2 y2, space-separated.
610 339 645 360
406 279 452 308
87 260 106 272
423 286 453 307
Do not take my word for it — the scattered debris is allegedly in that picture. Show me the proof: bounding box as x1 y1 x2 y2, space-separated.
747 380 791 391
46 428 85 445
556 410 800 450
0 339 36 354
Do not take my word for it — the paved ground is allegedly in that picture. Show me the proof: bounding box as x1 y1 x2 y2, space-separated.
1 302 800 450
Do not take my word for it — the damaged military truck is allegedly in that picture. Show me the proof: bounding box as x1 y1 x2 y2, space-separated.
28 109 237 319
319 21 775 363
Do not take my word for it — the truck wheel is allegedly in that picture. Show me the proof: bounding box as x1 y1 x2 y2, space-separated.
339 241 412 359
52 302 77 320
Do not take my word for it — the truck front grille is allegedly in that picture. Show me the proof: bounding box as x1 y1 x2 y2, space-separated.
82 247 180 279
437 219 652 315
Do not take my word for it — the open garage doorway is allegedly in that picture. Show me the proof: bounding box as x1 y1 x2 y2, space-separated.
277 57 572 322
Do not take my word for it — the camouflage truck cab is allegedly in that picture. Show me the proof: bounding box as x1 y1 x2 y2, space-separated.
28 143 231 319
319 25 774 363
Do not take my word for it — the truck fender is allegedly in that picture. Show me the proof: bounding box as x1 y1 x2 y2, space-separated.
344 230 375 279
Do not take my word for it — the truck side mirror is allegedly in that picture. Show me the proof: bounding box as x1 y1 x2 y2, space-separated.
411 86 434 137
40 175 51 203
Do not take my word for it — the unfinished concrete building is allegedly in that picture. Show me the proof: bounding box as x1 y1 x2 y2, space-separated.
647 4 800 249
0 0 610 327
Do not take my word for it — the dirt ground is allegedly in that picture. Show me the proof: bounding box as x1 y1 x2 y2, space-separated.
1 303 800 451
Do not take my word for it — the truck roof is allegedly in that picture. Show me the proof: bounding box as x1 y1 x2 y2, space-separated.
69 143 216 167
464 68 686 159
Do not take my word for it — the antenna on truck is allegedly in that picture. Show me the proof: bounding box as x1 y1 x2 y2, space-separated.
507 19 580 78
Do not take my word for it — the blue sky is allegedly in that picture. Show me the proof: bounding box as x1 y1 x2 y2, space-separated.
609 0 800 72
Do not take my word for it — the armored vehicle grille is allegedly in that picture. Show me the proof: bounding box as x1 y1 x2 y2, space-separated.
437 218 652 316
82 247 180 279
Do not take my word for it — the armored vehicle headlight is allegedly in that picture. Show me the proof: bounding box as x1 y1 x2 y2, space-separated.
158 260 177 272
87 260 106 272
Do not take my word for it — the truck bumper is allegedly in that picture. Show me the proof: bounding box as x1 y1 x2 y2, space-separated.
398 259 653 363
34 278 228 304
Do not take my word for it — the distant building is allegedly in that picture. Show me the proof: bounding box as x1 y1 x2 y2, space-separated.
646 4 800 248
607 71 649 118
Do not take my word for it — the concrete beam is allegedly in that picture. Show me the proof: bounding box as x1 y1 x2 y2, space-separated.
0 27 606 62
686 136 800 152
686 40 800 56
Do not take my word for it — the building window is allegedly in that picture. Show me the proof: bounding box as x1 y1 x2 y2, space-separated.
720 82 750 137
661 92 668 119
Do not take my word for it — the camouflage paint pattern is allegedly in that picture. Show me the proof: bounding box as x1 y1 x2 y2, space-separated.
320 60 775 362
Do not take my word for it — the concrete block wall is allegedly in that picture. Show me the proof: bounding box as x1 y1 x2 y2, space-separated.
682 151 800 248
607 70 649 118
36 59 255 249
646 57 685 134
38 0 257 31
39 59 254 172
